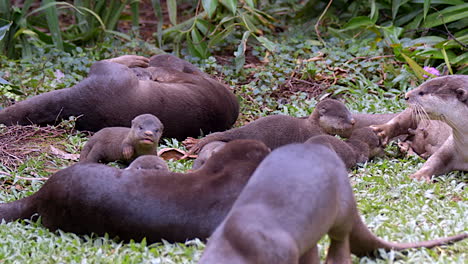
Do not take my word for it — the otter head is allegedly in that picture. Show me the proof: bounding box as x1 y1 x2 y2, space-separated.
127 155 169 171
192 141 227 170
405 75 468 125
201 140 270 174
311 99 355 138
129 114 164 151
350 127 383 158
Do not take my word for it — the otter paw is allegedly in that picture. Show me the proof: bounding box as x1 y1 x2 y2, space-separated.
182 137 200 149
109 55 150 68
122 146 134 160
409 172 432 183
370 124 391 146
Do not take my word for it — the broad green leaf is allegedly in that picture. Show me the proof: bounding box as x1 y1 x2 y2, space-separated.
208 24 235 46
167 0 177 25
0 77 11 85
342 16 375 30
234 30 251 72
202 0 218 18
401 53 427 79
255 36 276 51
220 0 237 15
195 19 213 35
410 36 445 46
422 4 468 28
451 52 468 65
440 47 453 74
392 0 401 20
244 0 255 8
370 0 378 21
410 0 464 4
191 28 209 59
423 0 431 20
152 0 163 46
381 25 403 45
41 0 63 50
241 13 259 34
0 22 12 41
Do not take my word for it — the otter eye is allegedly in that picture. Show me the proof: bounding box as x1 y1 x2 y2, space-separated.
139 126 143 130
418 91 424 96
154 129 159 133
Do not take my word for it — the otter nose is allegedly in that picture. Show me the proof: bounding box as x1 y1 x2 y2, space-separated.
350 118 356 126
404 93 410 100
144 130 154 137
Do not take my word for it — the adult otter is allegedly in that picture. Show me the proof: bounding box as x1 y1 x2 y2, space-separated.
199 144 467 264
0 54 239 140
372 75 468 181
126 155 169 171
0 140 270 242
80 114 163 164
192 141 226 170
305 127 382 169
188 99 356 154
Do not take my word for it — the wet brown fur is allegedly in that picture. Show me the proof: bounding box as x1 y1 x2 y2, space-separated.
199 143 467 264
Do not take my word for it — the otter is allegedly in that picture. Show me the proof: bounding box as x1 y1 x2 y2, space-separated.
0 54 239 140
198 143 467 264
192 141 227 170
80 114 163 164
305 127 382 169
188 99 356 154
398 120 451 159
126 155 169 171
0 140 270 243
372 75 468 181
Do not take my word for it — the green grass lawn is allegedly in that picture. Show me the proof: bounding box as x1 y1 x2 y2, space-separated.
0 28 467 263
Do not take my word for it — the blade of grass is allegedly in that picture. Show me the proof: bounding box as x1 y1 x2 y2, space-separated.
41 0 64 50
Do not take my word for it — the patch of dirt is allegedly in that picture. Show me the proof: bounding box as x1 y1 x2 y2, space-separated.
0 125 73 169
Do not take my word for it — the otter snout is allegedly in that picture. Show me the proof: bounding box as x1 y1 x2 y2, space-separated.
144 130 154 137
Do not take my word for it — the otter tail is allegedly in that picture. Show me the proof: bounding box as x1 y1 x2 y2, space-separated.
0 195 38 223
349 214 468 257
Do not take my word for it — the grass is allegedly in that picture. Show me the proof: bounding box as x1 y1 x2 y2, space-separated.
0 25 467 263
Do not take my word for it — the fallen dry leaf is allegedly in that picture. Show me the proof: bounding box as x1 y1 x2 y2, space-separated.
49 146 80 161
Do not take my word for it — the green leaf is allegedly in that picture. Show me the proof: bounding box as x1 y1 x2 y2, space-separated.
208 24 235 46
255 36 275 52
151 0 163 46
422 4 468 28
190 28 209 59
195 19 213 35
167 0 177 25
392 0 401 21
401 53 427 79
220 0 237 15
0 22 12 41
245 0 255 8
342 16 375 30
423 0 431 20
234 30 251 72
202 0 218 18
440 47 453 75
41 0 63 50
0 77 10 85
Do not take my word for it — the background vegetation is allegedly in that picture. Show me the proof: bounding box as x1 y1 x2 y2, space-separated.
0 0 467 263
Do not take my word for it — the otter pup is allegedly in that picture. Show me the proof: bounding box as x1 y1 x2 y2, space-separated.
305 127 382 169
188 99 355 154
126 155 169 171
80 114 163 164
398 120 451 159
192 141 227 170
372 75 468 181
199 144 467 263
0 140 270 243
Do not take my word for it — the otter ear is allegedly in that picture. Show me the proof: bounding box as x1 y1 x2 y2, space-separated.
319 108 327 116
456 88 468 102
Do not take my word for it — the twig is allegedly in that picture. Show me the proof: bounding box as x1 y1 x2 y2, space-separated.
315 0 333 46
15 176 49 181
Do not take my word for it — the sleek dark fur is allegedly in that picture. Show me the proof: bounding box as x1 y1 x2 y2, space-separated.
0 140 270 242
199 144 467 264
0 54 239 140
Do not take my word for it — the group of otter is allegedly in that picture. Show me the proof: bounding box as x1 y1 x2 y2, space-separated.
0 54 466 262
